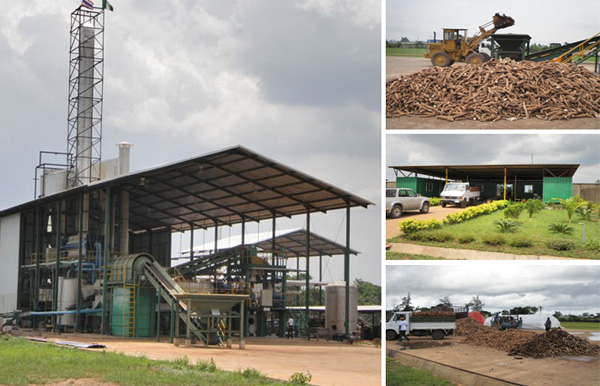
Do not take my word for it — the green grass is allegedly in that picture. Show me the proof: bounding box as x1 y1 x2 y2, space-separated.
0 336 287 386
386 358 454 386
561 322 600 330
389 208 600 259
386 47 427 57
386 252 444 260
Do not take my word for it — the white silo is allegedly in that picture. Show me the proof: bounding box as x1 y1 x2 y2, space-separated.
325 281 358 334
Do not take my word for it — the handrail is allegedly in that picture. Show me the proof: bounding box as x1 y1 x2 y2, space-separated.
551 32 600 63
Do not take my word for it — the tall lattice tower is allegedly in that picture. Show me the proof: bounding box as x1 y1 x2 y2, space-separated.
66 7 105 188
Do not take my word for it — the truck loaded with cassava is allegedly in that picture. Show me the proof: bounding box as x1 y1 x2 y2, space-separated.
440 182 481 208
386 306 469 341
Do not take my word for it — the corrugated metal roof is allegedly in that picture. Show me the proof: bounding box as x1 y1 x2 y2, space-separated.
1 146 373 232
390 164 580 181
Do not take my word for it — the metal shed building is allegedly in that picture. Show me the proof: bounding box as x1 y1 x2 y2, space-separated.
389 164 580 202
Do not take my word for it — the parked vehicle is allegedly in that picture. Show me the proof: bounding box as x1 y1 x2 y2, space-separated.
386 188 430 218
440 182 481 208
386 311 456 340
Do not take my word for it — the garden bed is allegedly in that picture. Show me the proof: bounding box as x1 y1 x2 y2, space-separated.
389 207 599 259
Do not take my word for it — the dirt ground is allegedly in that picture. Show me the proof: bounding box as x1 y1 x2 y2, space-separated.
387 331 600 386
386 205 465 240
385 56 600 130
33 333 381 386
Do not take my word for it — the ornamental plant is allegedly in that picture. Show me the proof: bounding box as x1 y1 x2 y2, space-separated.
398 218 443 234
494 218 520 233
504 203 525 221
429 197 441 207
553 195 584 223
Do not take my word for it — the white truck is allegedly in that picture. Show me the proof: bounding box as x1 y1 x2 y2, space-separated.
440 182 481 208
385 311 457 340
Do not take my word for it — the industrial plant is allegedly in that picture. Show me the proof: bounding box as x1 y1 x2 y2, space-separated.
0 5 376 350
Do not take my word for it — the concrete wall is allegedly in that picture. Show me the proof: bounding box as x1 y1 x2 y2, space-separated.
0 213 20 313
573 183 600 203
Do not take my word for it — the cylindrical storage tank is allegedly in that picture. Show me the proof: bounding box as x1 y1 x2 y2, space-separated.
325 281 358 334
58 277 78 328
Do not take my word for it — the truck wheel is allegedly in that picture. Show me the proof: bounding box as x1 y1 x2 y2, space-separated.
432 330 445 340
466 52 485 65
431 52 451 67
420 202 430 214
441 203 446 208
390 205 402 219
460 200 467 208
386 330 398 341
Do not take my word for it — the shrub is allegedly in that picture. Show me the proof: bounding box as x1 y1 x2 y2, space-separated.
576 203 594 221
548 223 574 235
585 240 600 252
525 199 543 218
494 219 520 233
509 236 535 248
504 203 525 220
429 197 441 206
425 230 453 242
406 231 426 241
442 200 509 225
457 234 476 244
482 233 506 246
546 239 575 251
290 371 312 384
398 218 443 234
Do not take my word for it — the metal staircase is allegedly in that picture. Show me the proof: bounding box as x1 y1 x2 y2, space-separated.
288 308 309 338
143 261 209 344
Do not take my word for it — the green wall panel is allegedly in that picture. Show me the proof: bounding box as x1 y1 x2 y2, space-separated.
395 177 417 190
542 177 573 202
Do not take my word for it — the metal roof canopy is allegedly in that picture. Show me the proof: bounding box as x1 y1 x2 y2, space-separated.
1 146 372 233
254 229 359 258
390 164 580 181
183 228 359 258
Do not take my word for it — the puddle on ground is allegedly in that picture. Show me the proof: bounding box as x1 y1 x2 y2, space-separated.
587 332 600 341
395 341 456 350
559 355 599 362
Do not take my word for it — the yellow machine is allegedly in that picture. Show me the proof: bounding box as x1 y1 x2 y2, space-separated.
425 13 515 67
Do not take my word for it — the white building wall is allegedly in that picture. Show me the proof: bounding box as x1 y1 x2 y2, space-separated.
0 213 20 313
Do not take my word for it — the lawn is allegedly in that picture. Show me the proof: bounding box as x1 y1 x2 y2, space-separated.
386 252 444 260
561 321 600 330
386 358 454 386
0 336 289 386
388 207 600 259
386 47 427 57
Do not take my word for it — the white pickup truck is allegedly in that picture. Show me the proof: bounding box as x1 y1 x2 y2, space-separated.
440 182 481 208
386 311 457 340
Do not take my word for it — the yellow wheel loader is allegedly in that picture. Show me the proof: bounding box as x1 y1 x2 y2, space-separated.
425 13 515 67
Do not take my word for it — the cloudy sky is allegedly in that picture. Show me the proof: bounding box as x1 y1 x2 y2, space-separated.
0 1 382 284
386 134 600 184
387 0 600 45
387 263 600 315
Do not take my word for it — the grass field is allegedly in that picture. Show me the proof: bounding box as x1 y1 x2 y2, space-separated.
386 252 444 260
386 47 426 57
388 207 600 259
561 322 600 330
0 336 289 386
386 358 454 386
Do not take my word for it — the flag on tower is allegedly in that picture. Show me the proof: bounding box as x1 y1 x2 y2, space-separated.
81 0 94 10
102 0 114 11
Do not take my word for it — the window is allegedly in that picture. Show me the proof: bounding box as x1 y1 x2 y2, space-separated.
406 189 417 197
524 185 533 193
426 182 433 192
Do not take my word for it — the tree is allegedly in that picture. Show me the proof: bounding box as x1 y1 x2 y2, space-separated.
354 279 381 306
401 292 413 311
400 37 410 43
510 306 538 315
553 311 562 318
553 195 584 223
467 295 485 311
438 296 452 307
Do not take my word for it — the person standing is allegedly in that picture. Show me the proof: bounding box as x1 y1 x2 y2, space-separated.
545 317 552 332
287 316 295 339
398 316 410 342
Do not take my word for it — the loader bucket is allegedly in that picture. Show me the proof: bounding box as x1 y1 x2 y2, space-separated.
493 13 515 30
